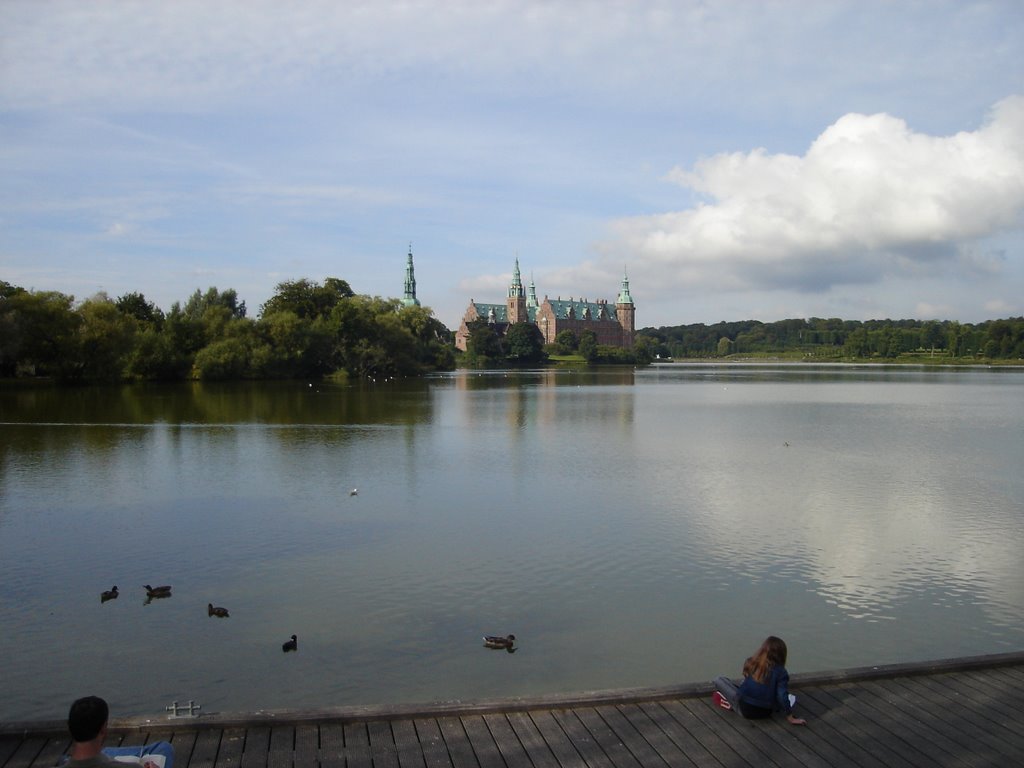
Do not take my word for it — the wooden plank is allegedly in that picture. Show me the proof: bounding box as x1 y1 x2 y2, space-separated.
185 728 222 768
663 698 753 767
797 687 919 768
2 736 47 768
549 709 613 768
266 726 292 768
766 687 869 768
674 696 786 768
240 726 269 768
591 705 668 768
844 679 989 766
217 727 246 768
292 725 318 768
574 706 650 768
636 702 716 768
390 719 427 768
909 673 1024 746
957 669 1024 720
479 713 534 768
458 716 505 768
0 735 24 768
318 723 345 768
435 717 477 768
527 710 587 768
168 730 197 768
24 736 67 768
615 704 699 768
931 670 1024 739
499 711 562 768
366 720 401 768
413 718 454 768
704 700 824 768
862 677 1012 765
344 722 373 768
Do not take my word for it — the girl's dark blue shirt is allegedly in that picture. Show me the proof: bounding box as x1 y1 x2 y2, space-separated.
736 665 793 717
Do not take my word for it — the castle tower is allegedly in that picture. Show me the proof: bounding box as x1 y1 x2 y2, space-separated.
527 274 539 311
616 268 635 347
506 258 527 323
402 244 420 308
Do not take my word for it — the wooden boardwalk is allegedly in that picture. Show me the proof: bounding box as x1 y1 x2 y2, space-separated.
3 652 1022 767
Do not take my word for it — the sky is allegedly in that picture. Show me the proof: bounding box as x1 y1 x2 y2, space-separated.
2 0 1023 331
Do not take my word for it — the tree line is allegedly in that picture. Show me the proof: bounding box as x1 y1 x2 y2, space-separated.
639 317 1024 361
0 278 455 382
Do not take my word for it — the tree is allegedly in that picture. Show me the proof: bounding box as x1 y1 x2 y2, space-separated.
464 318 504 361
74 294 138 381
260 277 353 319
578 329 598 362
554 329 578 352
116 292 164 328
0 289 81 376
192 337 252 380
504 322 546 364
182 287 246 321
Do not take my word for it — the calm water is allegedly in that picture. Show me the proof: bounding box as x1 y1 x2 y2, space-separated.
1 364 1022 722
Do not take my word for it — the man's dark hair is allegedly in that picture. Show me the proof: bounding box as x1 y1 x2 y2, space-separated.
68 696 108 742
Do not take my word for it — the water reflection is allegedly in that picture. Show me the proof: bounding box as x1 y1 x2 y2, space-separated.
0 366 1022 721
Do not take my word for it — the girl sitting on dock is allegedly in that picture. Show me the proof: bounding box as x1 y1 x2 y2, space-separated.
713 635 806 725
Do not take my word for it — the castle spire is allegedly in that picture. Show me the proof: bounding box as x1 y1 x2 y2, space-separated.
402 243 420 307
508 257 524 299
617 267 633 305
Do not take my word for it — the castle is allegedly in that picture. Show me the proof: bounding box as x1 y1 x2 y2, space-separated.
454 259 635 351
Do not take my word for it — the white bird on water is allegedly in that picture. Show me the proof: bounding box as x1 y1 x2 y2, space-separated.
350 488 358 496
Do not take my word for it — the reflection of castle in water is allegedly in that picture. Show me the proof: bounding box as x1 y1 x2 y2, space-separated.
453 370 635 430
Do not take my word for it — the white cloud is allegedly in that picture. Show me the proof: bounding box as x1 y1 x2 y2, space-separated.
604 96 1024 299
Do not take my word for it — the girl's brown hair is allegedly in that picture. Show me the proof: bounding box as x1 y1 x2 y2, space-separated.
742 636 788 684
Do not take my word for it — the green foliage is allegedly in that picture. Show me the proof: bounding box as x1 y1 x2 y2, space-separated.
464 318 504 362
0 278 456 383
578 329 598 362
553 329 579 354
641 316 1024 362
259 277 353 319
504 322 547 364
73 295 138 381
193 337 252 380
116 292 164 328
0 288 81 377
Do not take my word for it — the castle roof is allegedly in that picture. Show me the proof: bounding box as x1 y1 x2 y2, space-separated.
544 298 617 321
472 302 538 324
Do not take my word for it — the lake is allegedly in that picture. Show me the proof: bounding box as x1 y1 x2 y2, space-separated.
1 364 1022 722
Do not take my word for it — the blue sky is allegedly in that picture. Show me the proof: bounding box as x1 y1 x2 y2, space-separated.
2 0 1022 330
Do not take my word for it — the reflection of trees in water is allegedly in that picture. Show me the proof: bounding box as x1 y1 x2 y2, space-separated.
0 380 435 429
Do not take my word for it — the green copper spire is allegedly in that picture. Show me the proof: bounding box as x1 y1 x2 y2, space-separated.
402 243 420 307
617 268 633 304
508 257 524 298
527 273 539 309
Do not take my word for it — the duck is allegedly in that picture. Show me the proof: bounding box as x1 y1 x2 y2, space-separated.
100 586 119 603
483 634 516 650
143 584 172 598
282 634 298 652
208 603 229 618
349 488 358 496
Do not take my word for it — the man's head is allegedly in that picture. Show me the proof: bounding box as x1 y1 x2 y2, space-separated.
68 696 109 743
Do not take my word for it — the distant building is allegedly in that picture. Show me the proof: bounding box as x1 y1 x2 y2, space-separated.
401 244 420 308
454 259 635 351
